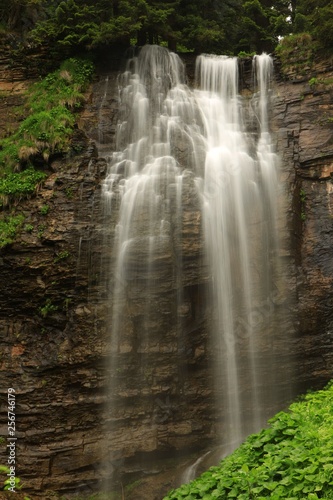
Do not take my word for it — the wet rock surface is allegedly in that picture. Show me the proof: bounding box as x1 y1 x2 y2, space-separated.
273 59 333 393
0 137 110 496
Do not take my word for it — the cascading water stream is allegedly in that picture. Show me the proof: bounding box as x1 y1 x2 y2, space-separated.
101 45 292 491
195 53 282 453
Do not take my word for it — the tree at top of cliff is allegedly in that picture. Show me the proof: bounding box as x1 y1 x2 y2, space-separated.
1 0 332 56
0 0 293 55
294 0 333 50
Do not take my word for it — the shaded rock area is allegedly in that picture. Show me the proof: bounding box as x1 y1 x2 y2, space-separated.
0 50 333 500
0 35 60 83
0 136 111 496
273 58 333 392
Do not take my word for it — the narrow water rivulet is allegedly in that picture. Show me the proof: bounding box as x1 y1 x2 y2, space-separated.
101 45 293 492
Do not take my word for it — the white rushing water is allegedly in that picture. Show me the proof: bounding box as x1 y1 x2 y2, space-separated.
195 52 281 451
102 45 286 482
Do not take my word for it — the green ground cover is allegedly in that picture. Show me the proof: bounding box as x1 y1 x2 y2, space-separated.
164 381 333 499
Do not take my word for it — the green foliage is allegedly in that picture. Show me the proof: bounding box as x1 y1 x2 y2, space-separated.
54 250 70 262
17 106 75 161
29 58 93 113
237 0 291 53
0 464 31 498
24 223 33 232
0 168 46 207
65 187 73 198
39 204 49 215
164 381 333 499
308 76 333 89
39 298 58 318
295 0 333 51
178 15 226 54
0 57 93 206
0 214 24 248
4 475 22 491
1 0 333 57
63 297 72 311
0 57 93 171
37 224 46 239
238 51 257 58
309 77 318 87
125 479 143 494
275 33 316 76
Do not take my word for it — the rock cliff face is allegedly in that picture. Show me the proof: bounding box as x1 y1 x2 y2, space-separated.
273 59 333 391
0 137 110 496
0 52 333 499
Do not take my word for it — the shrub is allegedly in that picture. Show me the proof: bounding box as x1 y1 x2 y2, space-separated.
164 381 333 499
39 298 58 318
275 33 316 76
0 168 46 207
39 204 50 215
0 57 94 206
0 214 25 248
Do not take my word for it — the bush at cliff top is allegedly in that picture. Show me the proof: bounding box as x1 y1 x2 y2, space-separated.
164 380 333 499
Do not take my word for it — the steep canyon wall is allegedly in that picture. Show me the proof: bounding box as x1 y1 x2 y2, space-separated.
0 51 333 498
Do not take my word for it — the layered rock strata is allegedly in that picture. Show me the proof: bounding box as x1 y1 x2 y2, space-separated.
0 54 332 498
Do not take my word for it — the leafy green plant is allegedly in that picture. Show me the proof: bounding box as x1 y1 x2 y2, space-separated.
24 223 34 233
0 58 94 206
39 299 58 318
0 214 25 248
300 189 306 203
164 381 333 499
37 224 46 239
28 58 93 115
39 204 50 215
65 186 73 198
0 464 31 498
275 33 316 76
124 479 143 495
54 250 70 262
17 106 75 161
308 76 333 89
238 51 256 58
63 297 72 311
0 168 46 208
0 465 22 491
309 77 318 87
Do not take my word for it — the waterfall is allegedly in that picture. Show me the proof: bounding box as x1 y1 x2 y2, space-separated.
101 45 291 490
195 53 282 452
